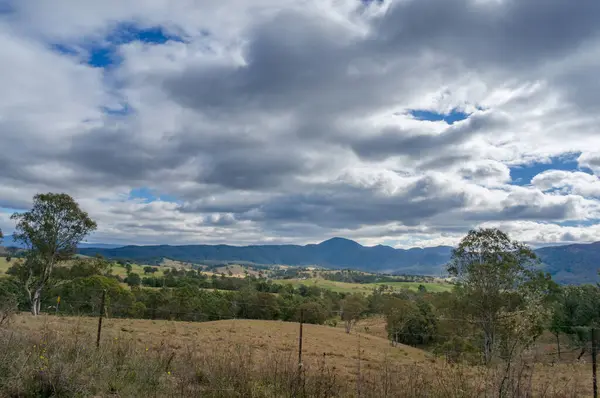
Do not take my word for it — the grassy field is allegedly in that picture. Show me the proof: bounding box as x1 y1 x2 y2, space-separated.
110 262 164 278
277 277 453 293
2 314 589 397
0 256 13 275
0 257 165 278
12 314 428 378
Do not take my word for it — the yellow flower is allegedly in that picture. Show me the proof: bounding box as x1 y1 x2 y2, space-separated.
167 371 171 375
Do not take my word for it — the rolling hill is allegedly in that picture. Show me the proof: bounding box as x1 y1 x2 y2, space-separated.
78 237 453 275
76 237 600 284
1 235 597 284
536 242 600 284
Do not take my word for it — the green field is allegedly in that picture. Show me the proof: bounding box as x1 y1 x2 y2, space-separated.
0 257 164 278
277 277 452 293
0 257 11 275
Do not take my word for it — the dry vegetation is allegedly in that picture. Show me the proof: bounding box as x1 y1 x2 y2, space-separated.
0 314 591 397
11 314 428 378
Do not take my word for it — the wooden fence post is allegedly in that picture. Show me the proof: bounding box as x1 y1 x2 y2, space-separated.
96 290 106 349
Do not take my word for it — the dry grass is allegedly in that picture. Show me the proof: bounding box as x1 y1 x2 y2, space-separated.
0 256 13 275
340 315 389 340
2 314 592 397
12 314 428 379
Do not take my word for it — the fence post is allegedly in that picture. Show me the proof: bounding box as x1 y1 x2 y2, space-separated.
357 331 361 398
593 327 597 398
298 308 304 367
96 290 106 349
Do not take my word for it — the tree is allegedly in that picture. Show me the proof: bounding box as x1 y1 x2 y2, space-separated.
448 228 551 365
10 193 97 315
551 285 600 359
126 272 142 287
296 301 329 325
340 294 367 333
0 228 3 244
143 266 157 275
385 297 437 347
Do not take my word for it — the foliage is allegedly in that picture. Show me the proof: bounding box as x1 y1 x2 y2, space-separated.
448 228 552 365
125 272 142 287
385 297 437 347
0 277 19 327
340 293 367 333
550 285 600 356
143 266 158 274
10 193 97 315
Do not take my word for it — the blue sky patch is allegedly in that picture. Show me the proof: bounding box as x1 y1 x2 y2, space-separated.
509 155 591 185
50 23 184 68
557 219 599 227
129 187 179 203
409 108 470 125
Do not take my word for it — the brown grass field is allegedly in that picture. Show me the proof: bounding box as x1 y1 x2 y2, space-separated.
11 314 428 378
3 314 593 397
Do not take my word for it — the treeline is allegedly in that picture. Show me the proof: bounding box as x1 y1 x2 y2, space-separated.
0 256 371 326
321 269 435 284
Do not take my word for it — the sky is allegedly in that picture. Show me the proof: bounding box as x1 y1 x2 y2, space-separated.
1 0 600 249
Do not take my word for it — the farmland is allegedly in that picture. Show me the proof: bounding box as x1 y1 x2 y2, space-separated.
277 277 453 293
0 257 164 278
0 314 589 397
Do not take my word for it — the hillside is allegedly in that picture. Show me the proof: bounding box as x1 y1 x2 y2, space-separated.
78 237 600 284
14 315 429 378
536 242 600 284
79 237 452 274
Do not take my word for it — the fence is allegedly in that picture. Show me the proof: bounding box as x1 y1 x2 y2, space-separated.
5 289 600 397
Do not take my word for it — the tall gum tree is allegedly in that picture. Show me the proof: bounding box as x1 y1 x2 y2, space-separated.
448 228 553 365
11 193 97 315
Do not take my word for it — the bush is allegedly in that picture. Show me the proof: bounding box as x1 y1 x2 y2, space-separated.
125 272 142 287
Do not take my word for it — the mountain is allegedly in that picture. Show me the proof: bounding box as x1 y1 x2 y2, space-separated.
78 237 453 275
4 234 600 284
536 242 600 284
0 235 122 250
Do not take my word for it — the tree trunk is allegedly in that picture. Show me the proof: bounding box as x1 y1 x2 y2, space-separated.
556 333 561 360
483 330 494 365
31 287 43 316
345 320 352 334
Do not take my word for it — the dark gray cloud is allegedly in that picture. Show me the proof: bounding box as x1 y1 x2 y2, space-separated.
377 0 600 69
2 0 600 247
244 175 469 229
350 111 509 161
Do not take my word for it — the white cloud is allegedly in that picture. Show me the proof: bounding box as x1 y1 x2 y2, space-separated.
1 0 600 247
532 170 600 198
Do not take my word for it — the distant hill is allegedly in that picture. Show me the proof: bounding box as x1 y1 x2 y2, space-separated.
79 237 453 275
536 242 600 284
4 234 599 284
0 234 122 250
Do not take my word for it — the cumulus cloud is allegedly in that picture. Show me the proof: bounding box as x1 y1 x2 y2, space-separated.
1 0 600 248
532 170 600 198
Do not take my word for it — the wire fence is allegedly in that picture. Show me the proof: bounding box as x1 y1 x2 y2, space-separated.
8 289 600 397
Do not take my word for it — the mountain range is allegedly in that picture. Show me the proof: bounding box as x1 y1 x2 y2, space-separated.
0 235 122 250
3 235 599 284
74 237 600 284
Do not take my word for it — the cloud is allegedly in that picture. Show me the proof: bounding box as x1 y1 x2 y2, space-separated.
1 0 600 248
532 170 600 198
579 152 600 175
